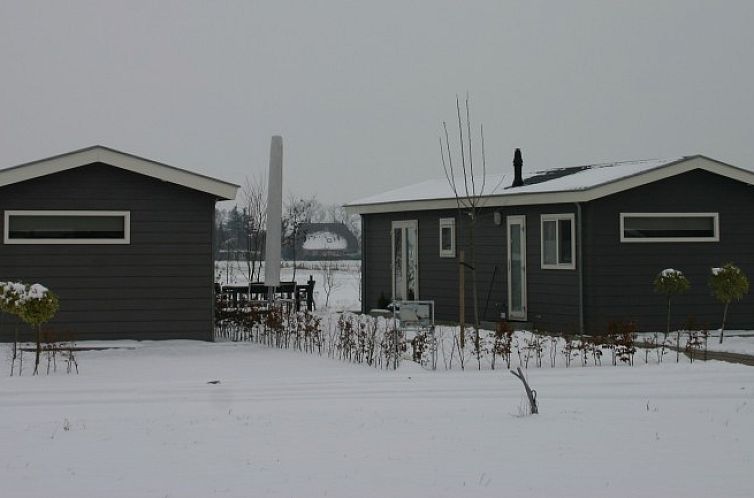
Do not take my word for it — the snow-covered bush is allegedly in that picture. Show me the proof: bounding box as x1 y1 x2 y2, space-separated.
1 282 26 376
19 284 60 376
709 263 749 344
653 268 690 361
17 284 60 327
0 281 26 316
1 282 60 376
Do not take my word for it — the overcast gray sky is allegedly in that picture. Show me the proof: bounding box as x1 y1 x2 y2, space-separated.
1 1 753 205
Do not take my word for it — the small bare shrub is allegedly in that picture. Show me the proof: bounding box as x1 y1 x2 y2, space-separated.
490 321 513 370
609 320 637 366
561 334 578 368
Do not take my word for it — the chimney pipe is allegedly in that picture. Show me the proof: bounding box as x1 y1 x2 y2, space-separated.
512 148 524 187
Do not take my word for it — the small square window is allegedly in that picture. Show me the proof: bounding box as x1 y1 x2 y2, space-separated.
541 214 575 269
439 218 456 258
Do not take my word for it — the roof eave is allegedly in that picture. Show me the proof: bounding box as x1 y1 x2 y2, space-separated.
346 156 754 215
0 145 240 200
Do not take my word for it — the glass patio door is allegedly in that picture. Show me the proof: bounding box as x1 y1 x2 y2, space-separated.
392 220 418 301
507 215 527 321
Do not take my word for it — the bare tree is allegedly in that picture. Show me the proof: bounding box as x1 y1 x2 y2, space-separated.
283 195 321 281
318 257 341 309
240 174 267 282
439 95 505 370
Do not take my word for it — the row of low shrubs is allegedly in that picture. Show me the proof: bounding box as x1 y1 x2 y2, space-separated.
215 303 713 371
215 306 406 369
410 319 712 371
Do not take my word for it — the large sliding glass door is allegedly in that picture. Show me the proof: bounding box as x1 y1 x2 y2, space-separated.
392 220 418 301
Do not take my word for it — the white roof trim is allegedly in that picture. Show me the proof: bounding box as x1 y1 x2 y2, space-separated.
346 156 754 214
0 146 239 200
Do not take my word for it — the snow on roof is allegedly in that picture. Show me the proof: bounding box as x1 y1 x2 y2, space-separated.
303 231 348 251
510 157 687 194
348 157 687 207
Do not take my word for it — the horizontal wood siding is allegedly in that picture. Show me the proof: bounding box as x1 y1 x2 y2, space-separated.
0 163 216 341
362 203 580 332
517 204 580 333
582 169 754 332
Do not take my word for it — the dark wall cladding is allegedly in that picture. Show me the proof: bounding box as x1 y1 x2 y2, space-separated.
583 168 754 332
362 203 580 332
0 163 216 341
362 168 754 334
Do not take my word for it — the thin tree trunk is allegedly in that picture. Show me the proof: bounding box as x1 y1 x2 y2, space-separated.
470 217 481 371
10 323 18 377
661 295 670 361
459 250 465 350
719 302 729 344
461 212 481 369
34 325 41 375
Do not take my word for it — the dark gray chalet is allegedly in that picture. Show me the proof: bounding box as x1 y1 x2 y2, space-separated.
0 146 238 341
347 154 754 333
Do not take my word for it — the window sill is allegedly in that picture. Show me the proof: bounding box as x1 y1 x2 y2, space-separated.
541 264 576 270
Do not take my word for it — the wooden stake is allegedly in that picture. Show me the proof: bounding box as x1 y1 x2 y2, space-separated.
459 249 465 349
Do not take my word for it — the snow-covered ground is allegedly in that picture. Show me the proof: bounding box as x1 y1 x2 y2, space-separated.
1 340 753 497
2 261 754 496
707 334 754 355
638 330 754 356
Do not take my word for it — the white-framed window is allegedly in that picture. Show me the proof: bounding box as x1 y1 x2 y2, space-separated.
439 217 456 258
4 210 131 244
392 220 418 301
541 213 575 270
620 213 719 243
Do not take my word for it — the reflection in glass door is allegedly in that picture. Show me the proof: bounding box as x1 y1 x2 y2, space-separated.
507 215 527 320
392 220 418 301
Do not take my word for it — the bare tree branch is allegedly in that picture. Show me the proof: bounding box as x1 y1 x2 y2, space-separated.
465 94 477 203
479 123 487 197
456 96 471 203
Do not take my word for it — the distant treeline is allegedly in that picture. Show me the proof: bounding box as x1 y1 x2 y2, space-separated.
214 198 361 261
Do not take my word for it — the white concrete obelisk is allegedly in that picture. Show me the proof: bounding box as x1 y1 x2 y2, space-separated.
264 135 283 293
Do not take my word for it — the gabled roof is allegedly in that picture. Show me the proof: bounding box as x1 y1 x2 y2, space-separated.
0 145 239 200
346 155 754 214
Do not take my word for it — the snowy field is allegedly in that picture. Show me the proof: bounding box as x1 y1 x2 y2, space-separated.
0 341 753 497
215 259 361 312
1 261 754 496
